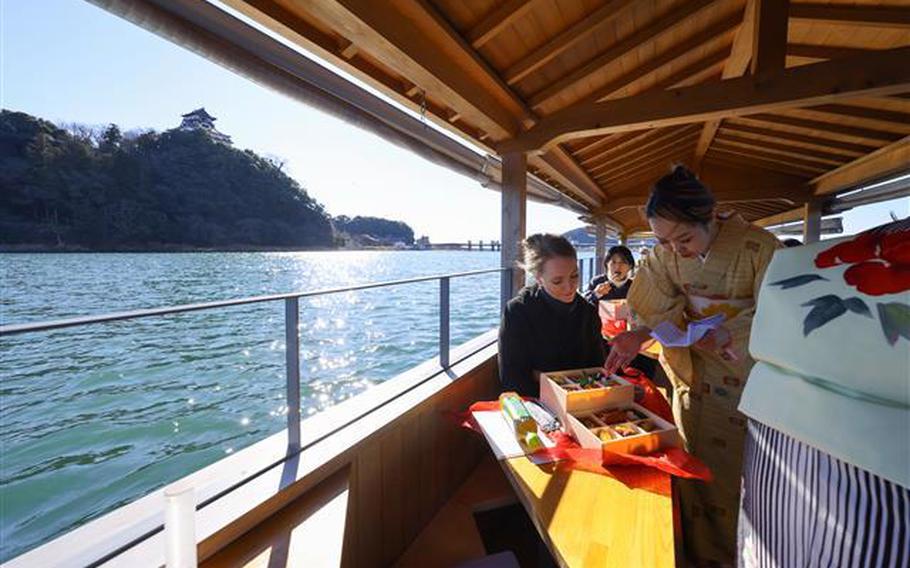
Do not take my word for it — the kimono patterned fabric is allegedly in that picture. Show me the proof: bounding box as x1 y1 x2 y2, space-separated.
737 219 910 568
628 213 781 565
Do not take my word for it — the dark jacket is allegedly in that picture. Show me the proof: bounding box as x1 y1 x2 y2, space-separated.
584 275 632 304
498 284 606 397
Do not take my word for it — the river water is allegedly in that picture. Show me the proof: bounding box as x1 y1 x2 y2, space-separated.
0 250 596 561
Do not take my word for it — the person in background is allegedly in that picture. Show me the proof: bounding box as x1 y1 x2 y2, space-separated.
584 245 635 303
498 234 605 397
604 165 780 567
585 245 657 378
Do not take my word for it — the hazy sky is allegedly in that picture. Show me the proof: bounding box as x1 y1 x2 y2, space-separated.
1 0 905 241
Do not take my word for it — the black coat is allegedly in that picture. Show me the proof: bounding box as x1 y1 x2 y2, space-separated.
498 284 606 397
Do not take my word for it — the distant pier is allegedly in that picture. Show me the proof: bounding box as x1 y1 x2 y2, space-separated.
426 240 501 251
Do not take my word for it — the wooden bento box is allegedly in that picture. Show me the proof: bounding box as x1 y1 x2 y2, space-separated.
539 367 635 422
567 404 681 456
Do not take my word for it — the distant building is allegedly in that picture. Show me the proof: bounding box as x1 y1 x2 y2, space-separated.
416 236 431 250
176 108 232 145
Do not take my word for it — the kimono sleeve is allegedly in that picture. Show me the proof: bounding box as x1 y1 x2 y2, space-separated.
627 247 687 331
725 232 782 347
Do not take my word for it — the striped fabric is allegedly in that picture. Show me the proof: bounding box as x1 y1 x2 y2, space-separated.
738 420 910 568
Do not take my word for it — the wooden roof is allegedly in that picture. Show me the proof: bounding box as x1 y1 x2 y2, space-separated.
225 0 910 232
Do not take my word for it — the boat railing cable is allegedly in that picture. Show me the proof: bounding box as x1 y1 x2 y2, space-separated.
1 267 510 467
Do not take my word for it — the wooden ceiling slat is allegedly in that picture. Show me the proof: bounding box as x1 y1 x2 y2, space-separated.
526 0 718 109
716 130 855 164
587 126 701 174
576 17 739 107
706 151 816 178
580 130 666 167
466 0 537 49
708 147 822 176
806 104 910 130
711 141 830 172
789 3 910 29
786 43 883 60
598 145 696 185
721 121 873 156
777 107 910 136
503 0 639 86
573 131 644 162
733 114 895 147
592 134 702 183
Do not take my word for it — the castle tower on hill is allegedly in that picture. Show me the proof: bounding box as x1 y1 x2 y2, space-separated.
177 108 232 145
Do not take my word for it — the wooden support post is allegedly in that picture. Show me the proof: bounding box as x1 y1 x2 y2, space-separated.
501 152 527 307
802 198 823 244
594 219 608 274
751 0 790 76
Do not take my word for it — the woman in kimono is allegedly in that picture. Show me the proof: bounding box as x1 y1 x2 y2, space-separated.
604 166 780 566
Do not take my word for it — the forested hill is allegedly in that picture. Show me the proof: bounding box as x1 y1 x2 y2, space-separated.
0 110 341 250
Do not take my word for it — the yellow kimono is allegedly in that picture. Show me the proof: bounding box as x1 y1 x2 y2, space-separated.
627 213 780 565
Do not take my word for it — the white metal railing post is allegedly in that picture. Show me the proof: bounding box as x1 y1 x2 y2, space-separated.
577 258 584 291
439 277 450 368
285 297 301 453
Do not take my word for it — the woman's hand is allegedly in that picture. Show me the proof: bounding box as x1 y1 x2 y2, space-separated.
594 282 612 298
694 325 738 361
604 328 650 375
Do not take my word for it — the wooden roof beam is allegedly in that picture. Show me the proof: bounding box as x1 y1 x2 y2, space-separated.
751 0 789 76
466 0 537 49
604 183 810 212
503 0 638 85
398 0 605 205
811 135 910 196
789 3 910 29
697 0 790 171
499 46 910 153
571 46 733 158
593 135 703 184
527 0 719 108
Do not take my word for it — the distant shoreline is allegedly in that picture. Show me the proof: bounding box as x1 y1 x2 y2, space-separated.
0 244 438 253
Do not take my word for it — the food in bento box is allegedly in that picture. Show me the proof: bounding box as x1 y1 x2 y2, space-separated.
636 419 658 432
593 427 615 441
624 409 647 421
579 415 603 429
595 409 629 425
550 375 571 386
602 378 623 387
610 422 642 437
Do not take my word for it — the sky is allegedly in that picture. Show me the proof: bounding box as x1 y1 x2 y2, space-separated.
1 0 906 241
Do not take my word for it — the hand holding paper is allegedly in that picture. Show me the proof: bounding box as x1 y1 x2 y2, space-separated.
650 314 726 348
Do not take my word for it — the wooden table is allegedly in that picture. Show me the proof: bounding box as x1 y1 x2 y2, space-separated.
498 455 676 567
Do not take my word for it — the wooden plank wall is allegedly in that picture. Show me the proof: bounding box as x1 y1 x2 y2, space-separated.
342 356 500 567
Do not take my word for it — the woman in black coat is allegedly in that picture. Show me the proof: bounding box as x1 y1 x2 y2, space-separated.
498 234 605 397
